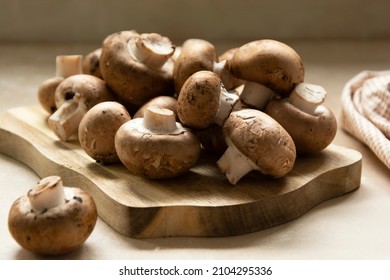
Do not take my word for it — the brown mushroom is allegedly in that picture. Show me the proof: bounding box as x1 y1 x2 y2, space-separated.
217 47 244 90
8 175 97 255
82 48 102 78
217 109 296 185
99 31 176 107
78 101 131 164
176 70 242 129
115 106 201 179
47 74 115 141
133 95 178 119
230 39 305 109
173 38 217 94
265 82 337 153
37 55 83 114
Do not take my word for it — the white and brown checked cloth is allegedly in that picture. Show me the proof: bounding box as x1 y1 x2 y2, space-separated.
341 70 390 169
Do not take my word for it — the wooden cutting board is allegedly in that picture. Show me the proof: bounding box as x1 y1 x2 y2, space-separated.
0 106 362 238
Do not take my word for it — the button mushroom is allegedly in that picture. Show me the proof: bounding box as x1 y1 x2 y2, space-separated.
37 55 83 114
217 47 244 91
173 38 217 94
99 31 176 107
265 82 338 153
47 74 115 141
115 106 201 179
230 39 305 110
176 70 242 129
133 95 178 119
78 101 131 164
217 109 296 185
82 48 102 79
8 175 97 255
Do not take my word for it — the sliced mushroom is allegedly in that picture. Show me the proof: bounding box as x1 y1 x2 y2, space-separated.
8 176 97 255
217 109 296 185
48 74 115 141
115 106 201 179
265 83 337 153
177 70 242 129
78 101 131 164
100 31 175 107
230 39 305 109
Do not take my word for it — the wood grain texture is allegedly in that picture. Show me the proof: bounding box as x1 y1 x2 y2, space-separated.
0 106 362 238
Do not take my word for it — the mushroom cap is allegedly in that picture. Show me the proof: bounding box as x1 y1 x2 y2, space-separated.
8 186 97 255
173 38 217 94
133 95 178 119
99 31 175 106
265 97 338 153
37 76 64 114
177 70 221 129
54 74 115 109
82 48 102 78
230 39 305 96
223 108 296 177
115 118 201 179
78 101 131 163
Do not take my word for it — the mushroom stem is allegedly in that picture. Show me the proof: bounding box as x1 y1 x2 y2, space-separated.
240 81 275 110
214 86 240 126
27 176 65 211
128 33 175 69
48 93 87 141
217 142 259 185
143 106 177 133
288 83 327 115
56 55 83 78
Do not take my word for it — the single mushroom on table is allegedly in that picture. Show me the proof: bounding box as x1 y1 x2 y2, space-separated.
115 106 201 179
99 31 176 108
78 101 131 164
38 55 83 114
230 39 305 110
217 109 296 185
47 74 115 141
265 82 338 153
176 70 245 130
8 175 97 255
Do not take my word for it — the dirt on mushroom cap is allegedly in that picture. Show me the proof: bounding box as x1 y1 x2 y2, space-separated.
224 109 296 177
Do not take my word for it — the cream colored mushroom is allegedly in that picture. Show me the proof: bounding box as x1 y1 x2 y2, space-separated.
48 74 115 141
8 175 97 255
78 101 131 164
115 106 201 179
217 109 296 185
265 82 337 153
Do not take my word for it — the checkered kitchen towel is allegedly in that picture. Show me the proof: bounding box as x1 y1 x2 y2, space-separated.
341 70 390 169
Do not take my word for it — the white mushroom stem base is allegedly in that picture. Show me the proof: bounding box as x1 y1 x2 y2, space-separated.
55 55 83 78
128 33 175 69
214 86 240 126
217 143 260 185
27 176 66 212
289 83 327 115
48 93 87 141
143 106 179 133
240 81 275 110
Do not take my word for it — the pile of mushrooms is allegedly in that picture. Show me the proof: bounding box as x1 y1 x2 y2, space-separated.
37 30 338 185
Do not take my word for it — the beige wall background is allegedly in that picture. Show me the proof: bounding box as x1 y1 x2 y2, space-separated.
0 0 389 44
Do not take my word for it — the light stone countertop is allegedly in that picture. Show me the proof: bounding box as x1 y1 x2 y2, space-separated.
1 40 390 260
